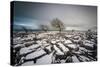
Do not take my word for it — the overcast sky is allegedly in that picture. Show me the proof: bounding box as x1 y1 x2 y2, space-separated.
13 1 97 31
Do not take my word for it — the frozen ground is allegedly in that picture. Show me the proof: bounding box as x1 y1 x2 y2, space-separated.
12 31 97 66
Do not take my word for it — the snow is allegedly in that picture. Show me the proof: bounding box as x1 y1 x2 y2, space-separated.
65 35 72 38
14 44 24 48
27 44 40 49
79 47 91 52
57 43 69 52
67 44 77 49
22 61 34 66
60 60 65 63
72 56 80 62
84 43 94 48
20 47 32 54
37 33 48 38
42 40 47 44
20 44 40 54
36 53 52 64
79 56 90 61
12 31 97 66
25 49 45 59
45 46 52 52
64 40 72 44
51 40 56 44
53 45 64 55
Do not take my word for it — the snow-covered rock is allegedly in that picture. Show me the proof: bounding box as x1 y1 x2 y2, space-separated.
36 53 52 64
72 56 80 62
14 44 24 48
67 44 77 49
20 47 32 55
64 40 72 44
20 44 40 54
53 45 64 55
22 61 34 66
25 49 46 59
57 43 69 52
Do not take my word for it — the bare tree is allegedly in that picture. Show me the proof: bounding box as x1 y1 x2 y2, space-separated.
51 18 65 33
22 26 28 33
40 25 49 32
85 29 93 40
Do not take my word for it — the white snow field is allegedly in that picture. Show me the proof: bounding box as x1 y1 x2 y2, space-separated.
12 31 97 66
